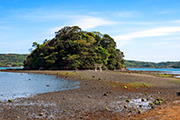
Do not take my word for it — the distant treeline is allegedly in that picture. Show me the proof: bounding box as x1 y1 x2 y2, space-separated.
125 60 180 68
0 53 180 68
0 54 28 67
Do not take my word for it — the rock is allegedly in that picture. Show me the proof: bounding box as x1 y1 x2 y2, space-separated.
104 92 108 96
39 113 44 116
27 113 31 115
8 99 12 102
88 95 91 98
124 105 127 108
138 110 142 114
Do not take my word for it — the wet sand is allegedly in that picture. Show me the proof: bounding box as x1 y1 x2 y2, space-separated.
0 70 180 119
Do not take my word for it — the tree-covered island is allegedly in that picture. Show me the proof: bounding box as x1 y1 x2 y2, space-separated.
23 26 125 70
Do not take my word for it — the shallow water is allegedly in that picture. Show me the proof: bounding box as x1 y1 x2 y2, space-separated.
0 67 23 70
0 72 80 101
127 68 180 74
128 68 180 77
111 94 153 114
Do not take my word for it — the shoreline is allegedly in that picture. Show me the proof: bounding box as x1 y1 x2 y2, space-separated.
1 70 180 119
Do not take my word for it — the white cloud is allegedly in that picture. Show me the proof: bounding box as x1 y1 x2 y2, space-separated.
113 27 180 47
8 8 71 23
49 16 116 34
116 11 135 17
157 10 173 14
73 16 116 30
171 20 180 23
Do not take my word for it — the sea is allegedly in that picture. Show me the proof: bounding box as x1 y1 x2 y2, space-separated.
127 68 180 78
0 67 80 101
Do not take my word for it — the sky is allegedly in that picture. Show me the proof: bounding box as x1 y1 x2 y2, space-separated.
0 0 180 62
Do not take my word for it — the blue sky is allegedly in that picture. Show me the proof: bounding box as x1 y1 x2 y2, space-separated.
0 0 180 62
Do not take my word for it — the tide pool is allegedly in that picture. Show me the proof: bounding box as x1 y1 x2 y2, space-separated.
127 68 180 75
0 72 80 101
0 67 23 70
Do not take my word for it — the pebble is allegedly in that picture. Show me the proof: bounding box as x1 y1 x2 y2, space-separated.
39 113 44 116
104 93 108 96
138 110 142 114
124 105 127 108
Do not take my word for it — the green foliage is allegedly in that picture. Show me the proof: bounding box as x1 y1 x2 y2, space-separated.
0 54 28 67
24 26 125 70
125 60 180 68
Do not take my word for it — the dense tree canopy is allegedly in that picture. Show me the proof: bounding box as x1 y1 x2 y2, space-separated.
0 54 27 67
125 60 180 68
24 26 125 70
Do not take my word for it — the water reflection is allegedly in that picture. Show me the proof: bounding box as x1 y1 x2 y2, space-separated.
0 72 80 101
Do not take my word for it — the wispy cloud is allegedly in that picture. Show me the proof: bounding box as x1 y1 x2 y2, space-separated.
73 16 116 30
7 8 72 23
157 10 173 14
115 11 135 17
171 20 180 23
0 26 10 30
113 27 180 47
8 8 116 31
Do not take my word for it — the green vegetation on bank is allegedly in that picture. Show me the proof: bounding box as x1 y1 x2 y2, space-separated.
24 26 125 70
0 54 28 67
125 60 180 68
1 53 179 69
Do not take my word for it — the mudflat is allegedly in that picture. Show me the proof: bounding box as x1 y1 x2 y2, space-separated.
1 70 180 119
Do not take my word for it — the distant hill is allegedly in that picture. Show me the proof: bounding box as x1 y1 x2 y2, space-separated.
0 53 179 68
0 54 28 67
125 60 180 68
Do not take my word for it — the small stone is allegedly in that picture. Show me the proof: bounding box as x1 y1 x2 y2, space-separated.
141 98 145 102
8 99 12 102
138 110 142 114
27 113 31 115
104 93 108 96
124 105 127 108
39 113 44 116
88 95 91 98
16 116 20 119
